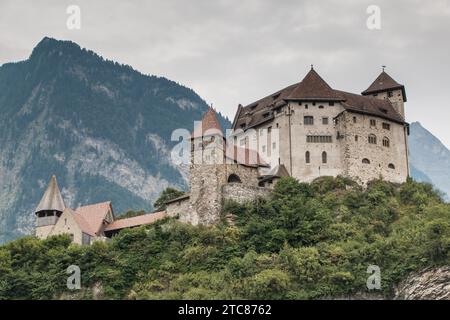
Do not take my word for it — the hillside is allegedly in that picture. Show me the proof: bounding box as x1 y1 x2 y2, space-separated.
0 177 448 300
0 37 230 243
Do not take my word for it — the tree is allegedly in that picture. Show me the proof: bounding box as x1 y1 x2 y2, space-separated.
154 188 185 211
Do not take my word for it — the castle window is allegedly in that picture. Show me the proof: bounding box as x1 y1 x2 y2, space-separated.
304 116 314 125
383 137 390 147
329 102 335 106
388 91 393 97
368 134 377 144
228 174 242 183
312 102 316 106
305 104 309 109
322 152 327 164
305 151 310 164
322 117 329 125
370 119 376 127
388 163 396 169
307 135 332 143
362 158 371 164
382 122 391 130
353 116 357 123
319 105 324 109
355 135 358 142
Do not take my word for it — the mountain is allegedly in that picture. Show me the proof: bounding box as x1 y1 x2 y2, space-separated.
409 122 450 200
0 37 230 243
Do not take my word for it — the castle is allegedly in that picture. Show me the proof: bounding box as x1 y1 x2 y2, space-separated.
165 67 409 225
35 67 409 243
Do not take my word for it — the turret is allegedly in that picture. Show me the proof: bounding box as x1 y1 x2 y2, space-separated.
35 175 66 239
362 69 407 119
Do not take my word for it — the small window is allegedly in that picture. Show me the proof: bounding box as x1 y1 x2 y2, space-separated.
370 119 376 127
322 117 329 125
304 116 314 125
355 135 358 142
312 102 316 106
305 104 309 109
388 91 393 97
329 102 335 106
362 158 371 164
228 174 242 183
382 123 391 130
388 163 395 169
353 116 357 123
319 105 324 109
305 151 310 164
383 137 390 147
322 151 327 164
368 134 377 144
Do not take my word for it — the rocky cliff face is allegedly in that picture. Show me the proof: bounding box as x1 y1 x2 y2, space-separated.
0 37 229 243
394 267 450 300
409 122 450 200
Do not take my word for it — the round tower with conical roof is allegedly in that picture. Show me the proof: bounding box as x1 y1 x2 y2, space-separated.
35 175 66 239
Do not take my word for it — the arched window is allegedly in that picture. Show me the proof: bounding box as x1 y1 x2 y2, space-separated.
362 158 371 164
388 163 395 169
322 151 327 164
227 174 242 183
305 151 310 164
383 137 390 148
368 134 377 145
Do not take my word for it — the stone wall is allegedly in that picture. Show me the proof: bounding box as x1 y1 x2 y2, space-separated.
222 183 271 204
166 197 194 223
337 111 409 185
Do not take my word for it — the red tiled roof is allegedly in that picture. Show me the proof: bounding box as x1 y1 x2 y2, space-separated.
233 68 406 130
192 107 223 138
362 71 404 95
287 69 344 101
104 211 167 231
74 201 112 236
67 208 96 236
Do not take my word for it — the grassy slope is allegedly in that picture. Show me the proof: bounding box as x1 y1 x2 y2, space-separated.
0 177 449 300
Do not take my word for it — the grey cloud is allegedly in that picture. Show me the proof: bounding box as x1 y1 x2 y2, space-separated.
0 0 449 146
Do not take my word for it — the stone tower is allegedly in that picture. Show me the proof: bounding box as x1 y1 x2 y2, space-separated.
362 70 407 119
35 175 66 239
189 107 227 225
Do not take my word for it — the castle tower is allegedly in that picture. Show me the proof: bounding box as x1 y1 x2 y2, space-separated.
189 107 227 225
362 69 407 119
35 175 66 239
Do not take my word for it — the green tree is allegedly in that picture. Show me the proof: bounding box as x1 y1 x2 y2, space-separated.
153 188 185 211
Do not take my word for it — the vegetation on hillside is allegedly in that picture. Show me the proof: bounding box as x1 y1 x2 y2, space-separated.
0 177 448 300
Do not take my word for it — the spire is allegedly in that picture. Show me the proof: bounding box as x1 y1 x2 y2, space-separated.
286 68 344 101
35 175 66 214
192 107 223 138
362 70 405 97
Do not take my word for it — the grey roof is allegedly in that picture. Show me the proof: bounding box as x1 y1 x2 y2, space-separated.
35 175 66 213
232 69 407 131
259 164 290 182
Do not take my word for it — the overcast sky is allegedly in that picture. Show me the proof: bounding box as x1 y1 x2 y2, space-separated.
1 0 449 147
